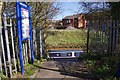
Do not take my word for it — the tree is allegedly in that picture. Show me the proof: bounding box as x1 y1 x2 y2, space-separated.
78 2 110 13
28 2 61 46
1 2 61 27
77 2 110 20
1 2 61 48
109 2 120 20
28 2 60 28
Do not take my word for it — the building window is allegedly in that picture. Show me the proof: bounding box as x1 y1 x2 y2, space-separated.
67 20 69 23
74 19 77 22
67 20 71 23
69 20 71 23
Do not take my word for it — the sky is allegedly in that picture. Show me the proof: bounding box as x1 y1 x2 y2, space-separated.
53 2 81 20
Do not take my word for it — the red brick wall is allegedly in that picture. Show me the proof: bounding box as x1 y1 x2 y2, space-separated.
78 15 83 28
62 15 87 28
78 15 87 28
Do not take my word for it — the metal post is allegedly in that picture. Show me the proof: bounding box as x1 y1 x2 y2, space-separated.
93 20 96 50
25 43 28 63
0 24 7 76
40 28 43 58
102 21 104 51
16 2 24 75
112 20 115 51
29 39 31 61
115 20 119 58
0 59 1 74
29 6 34 64
13 21 19 71
109 20 112 57
10 20 17 74
95 20 98 39
100 21 101 47
3 14 12 77
117 20 120 78
23 43 26 64
107 20 109 56
104 20 106 56
87 21 90 54
98 20 99 38
0 23 2 76
33 28 37 58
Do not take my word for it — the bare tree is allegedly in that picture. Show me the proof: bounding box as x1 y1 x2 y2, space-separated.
77 2 110 20
1 2 61 45
77 2 110 14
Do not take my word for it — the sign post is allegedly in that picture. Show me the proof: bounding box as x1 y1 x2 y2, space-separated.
16 1 34 75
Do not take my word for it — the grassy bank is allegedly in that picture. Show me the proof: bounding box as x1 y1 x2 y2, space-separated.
46 29 87 49
1 59 43 79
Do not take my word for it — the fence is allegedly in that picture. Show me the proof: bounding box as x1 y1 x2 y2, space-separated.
87 19 119 58
33 28 44 59
0 15 43 78
1 14 120 78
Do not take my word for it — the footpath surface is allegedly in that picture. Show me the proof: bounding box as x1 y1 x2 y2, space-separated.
33 60 99 80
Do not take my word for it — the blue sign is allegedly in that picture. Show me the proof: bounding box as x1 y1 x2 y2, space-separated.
16 1 34 75
19 2 31 40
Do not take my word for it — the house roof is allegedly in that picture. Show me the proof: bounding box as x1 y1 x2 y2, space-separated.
63 14 81 19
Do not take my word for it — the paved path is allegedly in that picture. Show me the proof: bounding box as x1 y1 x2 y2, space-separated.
33 60 99 80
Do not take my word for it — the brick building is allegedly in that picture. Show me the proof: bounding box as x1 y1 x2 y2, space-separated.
62 14 87 28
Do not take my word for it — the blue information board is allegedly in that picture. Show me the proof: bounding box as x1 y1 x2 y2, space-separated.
16 1 34 75
19 2 31 40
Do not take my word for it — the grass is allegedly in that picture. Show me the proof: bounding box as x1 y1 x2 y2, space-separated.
46 29 87 49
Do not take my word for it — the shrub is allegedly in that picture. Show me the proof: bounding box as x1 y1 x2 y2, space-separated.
78 52 104 61
78 52 118 79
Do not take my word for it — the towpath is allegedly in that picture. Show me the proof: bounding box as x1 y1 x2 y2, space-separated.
33 60 99 80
